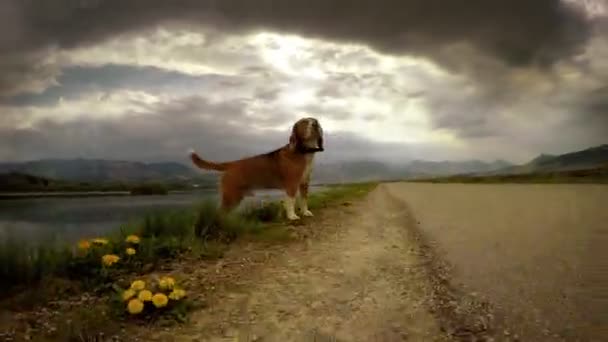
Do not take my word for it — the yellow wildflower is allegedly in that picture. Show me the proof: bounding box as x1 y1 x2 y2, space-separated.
138 290 153 302
130 280 146 291
159 276 175 290
77 240 90 250
168 288 187 301
127 299 144 315
125 235 140 244
126 247 136 256
101 254 120 266
152 293 168 308
122 289 136 301
91 238 109 245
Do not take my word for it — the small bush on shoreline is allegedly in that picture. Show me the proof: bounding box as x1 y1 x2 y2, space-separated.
129 183 169 195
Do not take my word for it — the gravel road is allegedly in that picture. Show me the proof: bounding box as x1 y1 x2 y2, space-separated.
385 182 608 341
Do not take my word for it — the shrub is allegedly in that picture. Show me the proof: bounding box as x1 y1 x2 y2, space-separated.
0 238 72 290
240 200 283 222
140 210 196 240
129 183 169 195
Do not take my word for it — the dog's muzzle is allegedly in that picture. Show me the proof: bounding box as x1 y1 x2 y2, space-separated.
297 145 324 153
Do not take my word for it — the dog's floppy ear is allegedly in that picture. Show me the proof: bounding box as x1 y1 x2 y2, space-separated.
289 123 299 150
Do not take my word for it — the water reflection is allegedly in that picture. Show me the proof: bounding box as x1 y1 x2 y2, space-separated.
0 187 323 244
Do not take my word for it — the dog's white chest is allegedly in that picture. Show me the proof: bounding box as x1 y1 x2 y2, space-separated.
301 154 314 182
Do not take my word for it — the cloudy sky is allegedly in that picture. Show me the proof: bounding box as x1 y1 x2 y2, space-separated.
1 0 607 164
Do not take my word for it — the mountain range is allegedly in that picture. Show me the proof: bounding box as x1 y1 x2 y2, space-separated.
0 159 199 183
484 144 608 175
1 144 606 187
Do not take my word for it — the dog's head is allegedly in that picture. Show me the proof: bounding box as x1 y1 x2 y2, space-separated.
289 117 324 153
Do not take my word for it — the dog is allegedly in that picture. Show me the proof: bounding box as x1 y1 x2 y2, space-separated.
189 117 324 220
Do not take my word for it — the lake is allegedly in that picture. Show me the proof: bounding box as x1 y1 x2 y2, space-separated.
0 187 325 245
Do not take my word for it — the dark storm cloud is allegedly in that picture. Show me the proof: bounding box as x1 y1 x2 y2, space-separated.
2 64 236 107
0 0 592 96
0 95 292 162
1 0 605 164
577 85 608 129
422 89 505 139
317 71 406 100
0 94 426 163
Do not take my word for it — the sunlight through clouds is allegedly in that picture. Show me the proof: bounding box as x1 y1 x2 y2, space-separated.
17 24 581 157
3 0 606 163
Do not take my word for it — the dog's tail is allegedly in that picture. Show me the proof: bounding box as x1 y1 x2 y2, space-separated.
189 149 229 172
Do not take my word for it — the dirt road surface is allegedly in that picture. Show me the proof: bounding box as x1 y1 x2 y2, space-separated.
141 187 450 342
386 183 608 341
131 183 606 342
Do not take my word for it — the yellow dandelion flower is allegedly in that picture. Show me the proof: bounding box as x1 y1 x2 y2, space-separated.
130 280 146 291
122 289 136 301
159 276 176 290
127 298 144 315
77 240 90 250
138 290 153 302
126 247 136 255
152 293 169 308
168 288 187 301
101 254 120 267
125 235 140 244
91 238 109 245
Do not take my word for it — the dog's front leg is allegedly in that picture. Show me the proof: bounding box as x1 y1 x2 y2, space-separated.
283 185 300 221
298 182 313 217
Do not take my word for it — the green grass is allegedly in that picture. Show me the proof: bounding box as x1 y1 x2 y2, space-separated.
0 182 378 341
0 239 73 289
0 182 377 297
308 182 377 209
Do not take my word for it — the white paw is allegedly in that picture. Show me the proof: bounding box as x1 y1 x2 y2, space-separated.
302 210 314 217
287 213 301 221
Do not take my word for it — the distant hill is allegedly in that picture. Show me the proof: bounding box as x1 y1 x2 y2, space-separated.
314 144 608 182
312 159 512 184
491 144 608 175
4 144 604 188
312 160 412 184
0 157 518 188
0 159 201 183
413 164 608 184
403 159 512 177
0 159 221 191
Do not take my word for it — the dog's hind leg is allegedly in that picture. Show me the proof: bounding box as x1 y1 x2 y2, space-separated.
219 176 244 212
220 189 243 212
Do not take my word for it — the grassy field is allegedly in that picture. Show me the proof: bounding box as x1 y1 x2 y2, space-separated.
0 182 377 296
408 166 608 184
0 182 376 340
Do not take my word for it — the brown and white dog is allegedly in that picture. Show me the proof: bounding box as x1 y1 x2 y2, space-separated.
189 117 324 220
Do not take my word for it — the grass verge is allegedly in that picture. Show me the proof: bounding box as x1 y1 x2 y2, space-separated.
0 182 377 340
0 182 377 295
